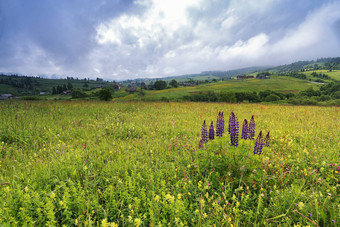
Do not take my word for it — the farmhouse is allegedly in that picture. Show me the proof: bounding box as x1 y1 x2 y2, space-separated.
113 84 121 90
257 74 270 79
141 82 147 89
236 75 246 80
126 86 137 93
61 90 72 95
0 94 14 100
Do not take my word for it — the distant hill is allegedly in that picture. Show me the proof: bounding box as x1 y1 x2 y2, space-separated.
1 57 339 97
267 57 340 73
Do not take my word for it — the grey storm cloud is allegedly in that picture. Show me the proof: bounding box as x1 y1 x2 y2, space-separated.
0 0 340 80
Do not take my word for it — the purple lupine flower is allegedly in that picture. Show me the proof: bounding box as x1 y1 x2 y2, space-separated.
209 121 215 140
201 120 208 144
220 112 225 135
228 112 232 135
249 115 255 140
265 131 270 147
216 112 221 137
229 112 239 147
241 119 249 140
254 131 264 155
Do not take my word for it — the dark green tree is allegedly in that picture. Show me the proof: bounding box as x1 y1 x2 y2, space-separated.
67 82 73 90
57 85 63 94
154 80 167 90
169 79 179 88
98 87 114 101
72 88 87 99
52 86 57 95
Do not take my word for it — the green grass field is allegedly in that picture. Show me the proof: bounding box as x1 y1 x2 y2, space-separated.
302 70 340 81
123 76 321 101
0 101 339 226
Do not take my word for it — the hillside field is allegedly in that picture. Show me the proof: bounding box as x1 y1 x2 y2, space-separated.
0 101 339 226
115 76 320 101
302 70 340 81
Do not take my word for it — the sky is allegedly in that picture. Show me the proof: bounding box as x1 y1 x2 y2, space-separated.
0 0 340 80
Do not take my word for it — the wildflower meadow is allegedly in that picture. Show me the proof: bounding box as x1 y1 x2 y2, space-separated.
0 101 339 226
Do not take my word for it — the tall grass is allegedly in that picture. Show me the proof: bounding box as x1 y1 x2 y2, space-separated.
0 100 339 226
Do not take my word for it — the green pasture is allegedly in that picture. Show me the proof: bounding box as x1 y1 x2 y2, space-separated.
133 76 320 101
302 70 340 81
0 101 338 226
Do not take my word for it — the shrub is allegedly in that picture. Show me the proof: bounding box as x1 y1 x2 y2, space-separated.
98 87 114 101
265 94 280 102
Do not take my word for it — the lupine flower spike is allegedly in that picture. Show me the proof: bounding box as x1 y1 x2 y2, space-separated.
254 130 264 155
229 112 239 147
241 119 249 140
249 115 255 140
201 120 208 144
216 112 221 137
265 131 270 147
209 121 215 140
228 112 232 135
220 112 225 135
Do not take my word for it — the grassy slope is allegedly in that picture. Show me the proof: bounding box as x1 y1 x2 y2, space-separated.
126 76 320 101
302 69 340 81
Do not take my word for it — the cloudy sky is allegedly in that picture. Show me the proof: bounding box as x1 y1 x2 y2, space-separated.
1 0 340 80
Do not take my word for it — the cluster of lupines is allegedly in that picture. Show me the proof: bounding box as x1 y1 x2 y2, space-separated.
216 112 224 137
253 131 270 155
199 111 270 155
228 111 239 147
241 115 255 140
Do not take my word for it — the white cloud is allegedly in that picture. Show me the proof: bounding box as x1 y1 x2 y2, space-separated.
2 0 340 79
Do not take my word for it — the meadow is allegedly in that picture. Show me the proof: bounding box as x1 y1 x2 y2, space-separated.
0 101 339 226
115 76 319 101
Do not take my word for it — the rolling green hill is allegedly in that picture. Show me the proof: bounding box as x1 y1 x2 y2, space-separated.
114 76 321 101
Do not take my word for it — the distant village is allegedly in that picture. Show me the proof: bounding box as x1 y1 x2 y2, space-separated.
0 73 271 99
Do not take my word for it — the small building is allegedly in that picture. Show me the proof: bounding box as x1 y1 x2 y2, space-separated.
113 84 121 90
141 82 147 90
0 94 13 100
96 85 103 89
40 92 49 95
126 86 137 93
236 75 246 80
257 74 270 79
61 90 72 95
148 85 154 90
247 76 255 79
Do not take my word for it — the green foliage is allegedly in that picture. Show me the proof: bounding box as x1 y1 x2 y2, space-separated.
264 94 280 102
98 87 114 101
169 79 179 88
154 80 167 90
71 88 87 99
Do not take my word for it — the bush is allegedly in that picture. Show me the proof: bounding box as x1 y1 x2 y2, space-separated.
98 87 114 101
72 89 87 99
154 80 167 90
265 94 280 102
